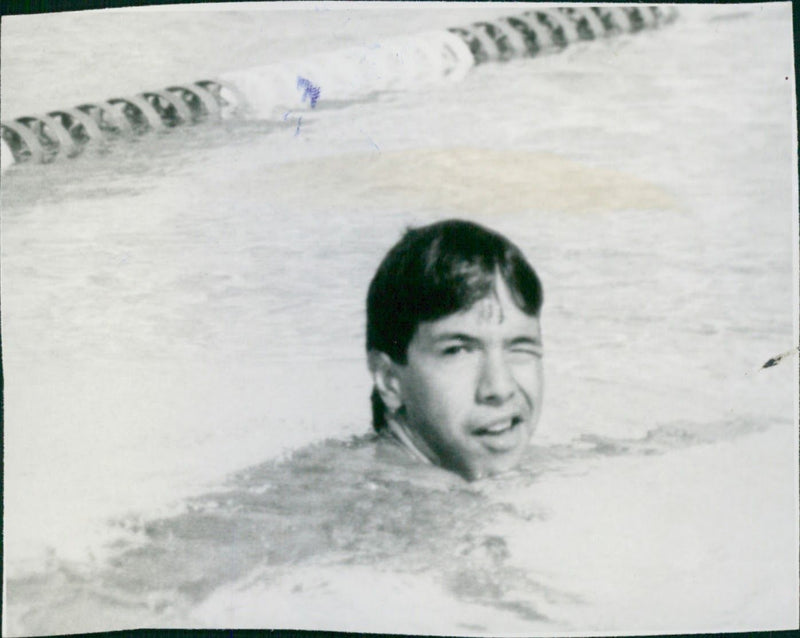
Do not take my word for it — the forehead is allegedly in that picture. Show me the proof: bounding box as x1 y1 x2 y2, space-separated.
416 278 541 341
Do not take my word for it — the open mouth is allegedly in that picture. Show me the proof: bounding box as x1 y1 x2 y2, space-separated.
474 415 523 437
473 415 526 454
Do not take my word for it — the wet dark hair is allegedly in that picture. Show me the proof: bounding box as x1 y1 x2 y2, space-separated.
366 219 543 432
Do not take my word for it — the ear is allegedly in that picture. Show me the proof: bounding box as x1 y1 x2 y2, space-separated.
367 350 405 414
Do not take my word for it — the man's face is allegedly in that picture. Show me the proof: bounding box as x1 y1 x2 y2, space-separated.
395 276 543 480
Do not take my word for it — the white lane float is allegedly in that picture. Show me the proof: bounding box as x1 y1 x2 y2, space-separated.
0 5 678 171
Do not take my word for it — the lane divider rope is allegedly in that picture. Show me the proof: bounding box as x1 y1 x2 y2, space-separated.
0 5 677 171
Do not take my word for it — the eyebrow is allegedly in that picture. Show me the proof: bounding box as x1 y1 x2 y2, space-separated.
431 333 542 347
431 333 481 345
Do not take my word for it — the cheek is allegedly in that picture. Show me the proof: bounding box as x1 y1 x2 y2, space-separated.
514 361 544 398
402 365 474 423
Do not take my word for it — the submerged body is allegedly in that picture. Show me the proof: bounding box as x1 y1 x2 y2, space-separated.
6 421 794 635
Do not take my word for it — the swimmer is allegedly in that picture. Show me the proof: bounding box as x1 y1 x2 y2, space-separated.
366 219 544 481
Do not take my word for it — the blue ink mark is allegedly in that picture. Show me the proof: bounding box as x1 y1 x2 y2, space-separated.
295 116 303 137
296 77 320 108
282 111 291 121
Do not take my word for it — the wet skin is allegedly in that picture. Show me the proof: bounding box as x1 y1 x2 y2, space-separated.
393 277 543 480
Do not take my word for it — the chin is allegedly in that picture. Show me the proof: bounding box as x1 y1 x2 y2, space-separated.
461 451 527 482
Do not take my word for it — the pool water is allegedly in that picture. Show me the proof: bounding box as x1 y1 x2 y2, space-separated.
2 3 797 635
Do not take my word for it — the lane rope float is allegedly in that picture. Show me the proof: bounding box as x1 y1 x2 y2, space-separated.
0 5 678 171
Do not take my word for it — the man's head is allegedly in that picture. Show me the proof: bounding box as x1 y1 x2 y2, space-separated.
366 219 544 480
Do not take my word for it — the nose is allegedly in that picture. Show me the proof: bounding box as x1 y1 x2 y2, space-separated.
476 350 516 405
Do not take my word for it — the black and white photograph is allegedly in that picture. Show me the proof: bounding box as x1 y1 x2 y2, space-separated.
2 2 798 635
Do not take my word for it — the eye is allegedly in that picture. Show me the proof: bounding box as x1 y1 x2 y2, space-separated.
439 342 475 356
441 344 468 356
509 344 543 359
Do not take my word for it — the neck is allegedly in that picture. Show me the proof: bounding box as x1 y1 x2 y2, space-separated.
385 416 433 466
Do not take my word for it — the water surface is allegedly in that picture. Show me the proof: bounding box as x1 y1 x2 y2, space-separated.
2 3 797 635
